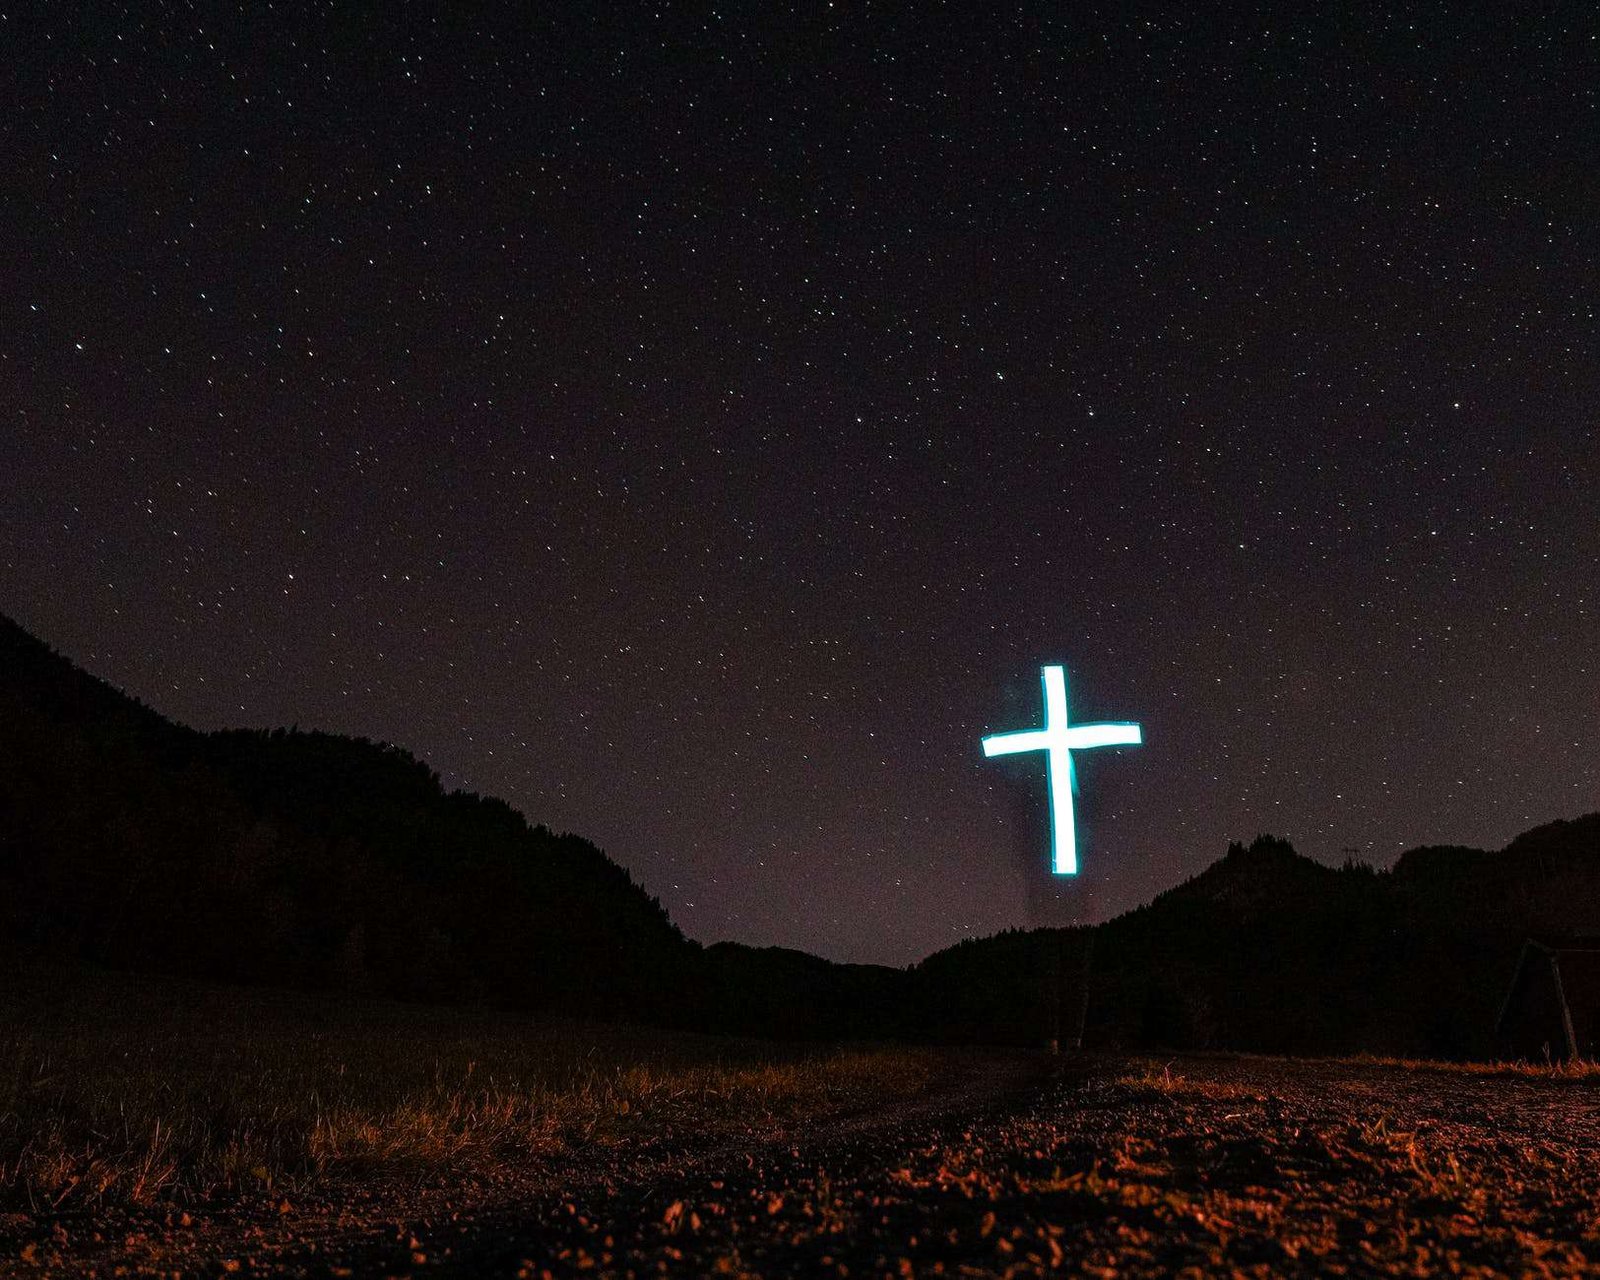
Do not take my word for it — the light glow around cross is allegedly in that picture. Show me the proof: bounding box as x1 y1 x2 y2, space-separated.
982 665 1142 875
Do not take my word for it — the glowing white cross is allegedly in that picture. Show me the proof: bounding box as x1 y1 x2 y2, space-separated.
982 665 1142 875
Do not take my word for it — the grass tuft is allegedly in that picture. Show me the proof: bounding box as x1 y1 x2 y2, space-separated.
1111 1059 1257 1100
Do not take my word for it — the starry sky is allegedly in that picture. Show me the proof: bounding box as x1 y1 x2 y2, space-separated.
4 5 1598 966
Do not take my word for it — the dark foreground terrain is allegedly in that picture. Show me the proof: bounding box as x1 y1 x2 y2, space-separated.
6 1037 1599 1277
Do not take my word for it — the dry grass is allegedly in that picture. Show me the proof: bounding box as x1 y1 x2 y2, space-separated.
1342 1051 1600 1081
1111 1047 1600 1107
0 964 939 1210
1111 1059 1258 1100
1131 1047 1600 1084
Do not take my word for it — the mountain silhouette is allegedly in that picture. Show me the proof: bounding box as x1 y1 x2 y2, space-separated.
2 611 1596 1056
913 825 1600 1058
0 613 699 1018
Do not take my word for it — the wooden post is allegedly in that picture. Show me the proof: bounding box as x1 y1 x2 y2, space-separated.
1067 927 1096 1051
1046 930 1061 1054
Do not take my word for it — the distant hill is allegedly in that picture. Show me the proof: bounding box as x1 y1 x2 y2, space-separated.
2 612 1596 1056
704 942 904 1041
911 823 1600 1059
0 614 700 1020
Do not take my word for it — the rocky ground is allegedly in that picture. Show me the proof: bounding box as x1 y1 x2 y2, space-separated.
7 1052 1599 1277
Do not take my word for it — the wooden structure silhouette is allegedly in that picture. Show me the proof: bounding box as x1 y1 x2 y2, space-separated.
1494 936 1600 1063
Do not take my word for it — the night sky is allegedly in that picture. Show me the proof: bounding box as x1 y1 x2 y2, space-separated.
4 5 1597 966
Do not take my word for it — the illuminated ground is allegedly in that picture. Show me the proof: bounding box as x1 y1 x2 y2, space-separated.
8 1048 1599 1277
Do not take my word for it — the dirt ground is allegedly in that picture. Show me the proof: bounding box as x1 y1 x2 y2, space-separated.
6 1051 1599 1277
